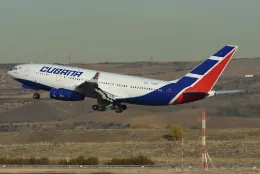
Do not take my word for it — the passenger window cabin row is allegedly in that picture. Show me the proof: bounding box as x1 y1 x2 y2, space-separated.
37 72 159 91
99 81 155 91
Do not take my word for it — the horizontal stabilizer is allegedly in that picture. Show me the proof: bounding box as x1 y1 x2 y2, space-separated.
208 90 244 97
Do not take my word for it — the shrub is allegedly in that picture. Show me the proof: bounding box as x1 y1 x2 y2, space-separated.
0 156 98 165
108 155 154 165
169 124 184 140
28 157 38 164
0 157 50 165
57 159 68 165
38 157 50 165
69 156 88 165
9 158 25 164
0 158 7 164
58 156 99 165
85 157 99 165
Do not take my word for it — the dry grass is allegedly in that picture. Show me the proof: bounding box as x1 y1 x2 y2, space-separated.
0 128 259 144
0 129 259 167
1 141 259 161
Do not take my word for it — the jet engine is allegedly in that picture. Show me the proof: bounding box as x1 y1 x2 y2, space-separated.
50 88 85 101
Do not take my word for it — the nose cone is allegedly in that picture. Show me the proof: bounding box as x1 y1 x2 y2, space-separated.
7 70 13 78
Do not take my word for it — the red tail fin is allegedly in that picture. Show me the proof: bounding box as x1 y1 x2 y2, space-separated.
185 45 238 93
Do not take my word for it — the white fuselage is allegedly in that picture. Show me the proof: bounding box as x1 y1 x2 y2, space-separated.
8 64 170 100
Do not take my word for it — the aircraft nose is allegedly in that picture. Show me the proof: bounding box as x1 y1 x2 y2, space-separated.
7 70 12 77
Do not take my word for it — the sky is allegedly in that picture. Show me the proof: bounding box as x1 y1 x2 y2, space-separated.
0 0 260 64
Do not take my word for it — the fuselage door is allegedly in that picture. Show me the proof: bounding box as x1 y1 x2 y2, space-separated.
56 74 62 81
24 67 30 76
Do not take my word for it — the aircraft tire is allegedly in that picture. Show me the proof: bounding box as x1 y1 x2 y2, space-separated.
115 107 123 113
98 106 106 111
121 104 127 110
110 105 115 110
92 105 98 111
33 93 40 99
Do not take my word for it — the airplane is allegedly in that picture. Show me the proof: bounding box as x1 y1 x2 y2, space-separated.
7 45 243 113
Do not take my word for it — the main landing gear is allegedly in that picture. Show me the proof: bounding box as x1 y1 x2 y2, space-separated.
110 104 127 113
92 103 127 113
92 105 106 111
92 97 127 113
33 92 40 100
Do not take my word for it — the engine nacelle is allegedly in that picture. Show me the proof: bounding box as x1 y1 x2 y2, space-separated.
50 88 85 101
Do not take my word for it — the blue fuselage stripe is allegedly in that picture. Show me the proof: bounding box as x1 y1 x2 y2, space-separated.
118 76 197 105
15 78 53 91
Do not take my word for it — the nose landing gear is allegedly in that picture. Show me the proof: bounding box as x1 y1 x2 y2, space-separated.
33 93 40 99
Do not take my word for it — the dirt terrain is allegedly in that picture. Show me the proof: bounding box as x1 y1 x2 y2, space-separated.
0 128 259 167
0 167 259 174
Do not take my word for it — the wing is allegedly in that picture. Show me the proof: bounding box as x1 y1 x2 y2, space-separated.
75 72 121 102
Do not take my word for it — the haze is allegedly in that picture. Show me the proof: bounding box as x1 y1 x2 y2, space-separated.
0 0 260 64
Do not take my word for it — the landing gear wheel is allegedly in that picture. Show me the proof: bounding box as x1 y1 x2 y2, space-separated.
115 107 123 113
110 105 115 110
121 104 127 110
115 105 123 113
92 105 98 111
33 93 40 99
98 106 106 111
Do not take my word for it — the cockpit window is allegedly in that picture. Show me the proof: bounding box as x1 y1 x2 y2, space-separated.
9 67 18 71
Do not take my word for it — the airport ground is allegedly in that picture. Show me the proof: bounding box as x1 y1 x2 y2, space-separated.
0 128 259 167
0 167 259 174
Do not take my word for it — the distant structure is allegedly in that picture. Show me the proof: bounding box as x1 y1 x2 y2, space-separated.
201 111 215 170
245 74 254 78
150 56 153 62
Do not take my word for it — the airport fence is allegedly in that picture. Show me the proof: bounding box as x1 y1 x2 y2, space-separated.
0 165 258 169
0 165 172 168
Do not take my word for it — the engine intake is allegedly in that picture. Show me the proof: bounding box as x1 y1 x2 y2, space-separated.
50 88 84 101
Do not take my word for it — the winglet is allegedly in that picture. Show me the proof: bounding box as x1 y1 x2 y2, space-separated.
93 71 100 80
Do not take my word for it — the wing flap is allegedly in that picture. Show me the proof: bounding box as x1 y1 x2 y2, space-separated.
75 71 122 101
